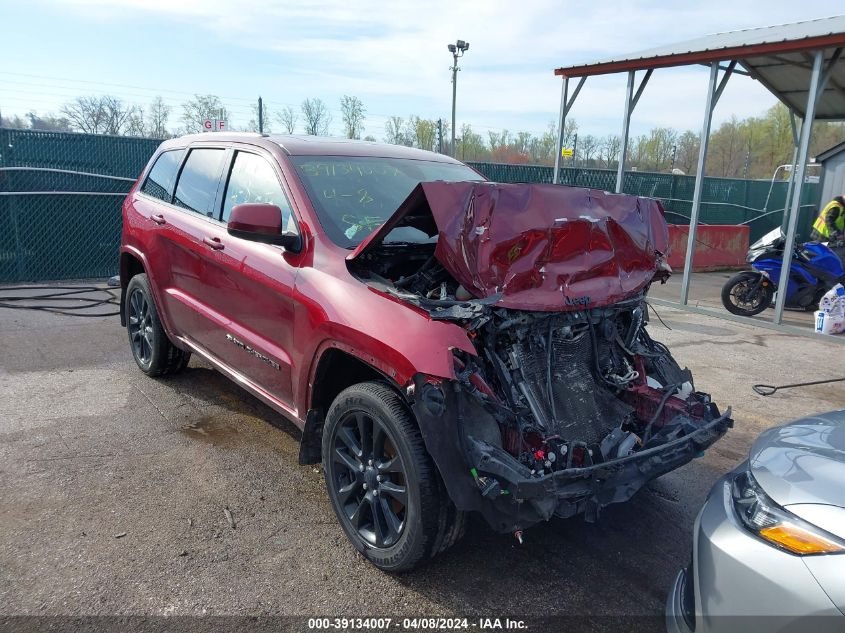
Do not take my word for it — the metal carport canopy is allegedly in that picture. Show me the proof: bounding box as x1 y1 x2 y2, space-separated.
550 15 845 329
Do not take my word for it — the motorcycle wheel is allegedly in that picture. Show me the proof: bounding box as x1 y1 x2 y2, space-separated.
721 272 775 316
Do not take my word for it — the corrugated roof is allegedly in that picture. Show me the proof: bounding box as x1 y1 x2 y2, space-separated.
817 140 845 162
555 16 845 120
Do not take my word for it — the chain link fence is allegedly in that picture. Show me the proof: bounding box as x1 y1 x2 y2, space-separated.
0 129 161 283
0 129 821 283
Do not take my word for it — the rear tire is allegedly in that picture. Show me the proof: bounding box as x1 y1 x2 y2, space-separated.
721 272 774 317
125 274 191 376
322 381 464 572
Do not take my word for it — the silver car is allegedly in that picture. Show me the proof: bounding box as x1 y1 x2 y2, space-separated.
666 410 845 633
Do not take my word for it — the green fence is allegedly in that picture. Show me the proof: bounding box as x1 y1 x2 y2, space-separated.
0 128 822 283
467 162 819 243
0 128 161 283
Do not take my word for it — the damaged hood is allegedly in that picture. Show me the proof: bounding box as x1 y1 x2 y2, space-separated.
349 181 669 310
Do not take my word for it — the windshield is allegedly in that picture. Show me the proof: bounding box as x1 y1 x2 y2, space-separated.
290 155 484 247
750 227 784 250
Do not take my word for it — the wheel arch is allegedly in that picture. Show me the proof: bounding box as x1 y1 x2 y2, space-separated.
119 250 146 326
298 344 407 465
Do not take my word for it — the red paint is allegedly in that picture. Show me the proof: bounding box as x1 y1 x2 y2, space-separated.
666 224 750 271
554 33 845 77
227 203 282 236
121 135 477 428
352 182 669 311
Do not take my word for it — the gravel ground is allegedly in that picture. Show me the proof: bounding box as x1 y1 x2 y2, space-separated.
1 288 844 631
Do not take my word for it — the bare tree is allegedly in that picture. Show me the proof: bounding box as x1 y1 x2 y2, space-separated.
599 134 622 169
181 94 228 134
101 96 132 135
579 134 600 165
23 111 72 132
125 106 147 137
340 95 366 139
301 98 331 136
276 106 298 134
147 96 171 138
1 112 28 128
384 116 410 146
674 130 699 174
60 96 107 133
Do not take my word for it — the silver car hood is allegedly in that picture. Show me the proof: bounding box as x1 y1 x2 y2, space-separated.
749 410 845 508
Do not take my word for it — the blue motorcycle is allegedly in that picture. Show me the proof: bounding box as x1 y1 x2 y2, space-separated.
721 228 845 317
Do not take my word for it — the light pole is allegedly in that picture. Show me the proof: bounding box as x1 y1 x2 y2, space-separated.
448 39 469 157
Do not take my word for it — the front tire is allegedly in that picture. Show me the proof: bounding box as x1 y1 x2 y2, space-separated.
125 274 191 376
721 272 774 316
322 381 462 572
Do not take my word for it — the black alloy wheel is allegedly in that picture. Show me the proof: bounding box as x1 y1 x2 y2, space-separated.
330 409 408 548
128 287 153 365
321 381 465 572
124 273 191 376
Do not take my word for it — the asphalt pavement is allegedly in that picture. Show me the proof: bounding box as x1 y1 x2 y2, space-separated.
1 283 844 632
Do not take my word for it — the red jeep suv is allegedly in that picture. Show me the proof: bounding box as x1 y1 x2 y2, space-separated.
120 133 731 571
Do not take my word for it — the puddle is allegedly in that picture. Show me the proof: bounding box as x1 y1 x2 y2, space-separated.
180 416 239 444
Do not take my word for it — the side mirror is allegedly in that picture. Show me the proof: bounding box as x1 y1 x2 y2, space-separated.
227 203 301 251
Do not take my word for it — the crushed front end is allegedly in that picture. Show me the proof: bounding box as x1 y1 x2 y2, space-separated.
406 300 731 533
348 181 732 534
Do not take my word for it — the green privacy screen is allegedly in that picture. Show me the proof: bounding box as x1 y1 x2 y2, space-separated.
0 128 819 283
0 129 160 282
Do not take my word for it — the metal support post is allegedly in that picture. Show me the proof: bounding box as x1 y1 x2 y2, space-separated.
773 50 824 325
551 76 585 184
780 112 800 232
553 76 569 184
680 61 735 304
615 69 652 193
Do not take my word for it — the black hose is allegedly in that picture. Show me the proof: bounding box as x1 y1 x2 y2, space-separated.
643 383 681 443
0 285 120 317
753 377 845 396
645 301 672 330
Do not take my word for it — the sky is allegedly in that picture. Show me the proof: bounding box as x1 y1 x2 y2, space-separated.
1 0 843 140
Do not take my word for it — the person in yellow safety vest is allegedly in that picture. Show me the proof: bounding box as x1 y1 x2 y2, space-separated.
811 195 845 245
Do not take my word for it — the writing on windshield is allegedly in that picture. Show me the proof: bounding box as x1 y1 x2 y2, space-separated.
291 156 482 247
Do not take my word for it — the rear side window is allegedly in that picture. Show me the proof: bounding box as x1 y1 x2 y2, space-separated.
173 148 227 217
141 149 184 202
222 151 295 231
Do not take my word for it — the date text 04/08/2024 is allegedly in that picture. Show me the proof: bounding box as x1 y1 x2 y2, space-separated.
307 617 528 630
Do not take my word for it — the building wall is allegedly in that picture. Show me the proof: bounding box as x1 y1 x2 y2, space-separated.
819 152 845 207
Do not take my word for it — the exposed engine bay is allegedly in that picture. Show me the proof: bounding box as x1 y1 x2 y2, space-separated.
347 182 732 533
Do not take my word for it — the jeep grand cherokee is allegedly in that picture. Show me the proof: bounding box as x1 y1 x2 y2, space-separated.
120 133 731 571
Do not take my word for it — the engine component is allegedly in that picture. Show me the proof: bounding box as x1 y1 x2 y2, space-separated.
508 323 633 444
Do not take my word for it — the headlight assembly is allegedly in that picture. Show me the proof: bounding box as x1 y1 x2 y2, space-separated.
731 471 845 555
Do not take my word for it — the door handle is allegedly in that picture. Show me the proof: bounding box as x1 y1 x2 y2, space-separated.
203 236 225 250
150 213 166 225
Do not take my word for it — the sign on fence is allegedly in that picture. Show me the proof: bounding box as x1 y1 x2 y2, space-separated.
561 148 574 157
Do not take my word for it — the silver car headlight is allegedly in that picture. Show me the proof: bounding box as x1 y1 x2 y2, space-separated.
731 471 845 556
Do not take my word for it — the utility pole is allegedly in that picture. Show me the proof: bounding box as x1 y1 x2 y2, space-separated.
572 133 578 167
258 96 264 134
447 39 470 157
